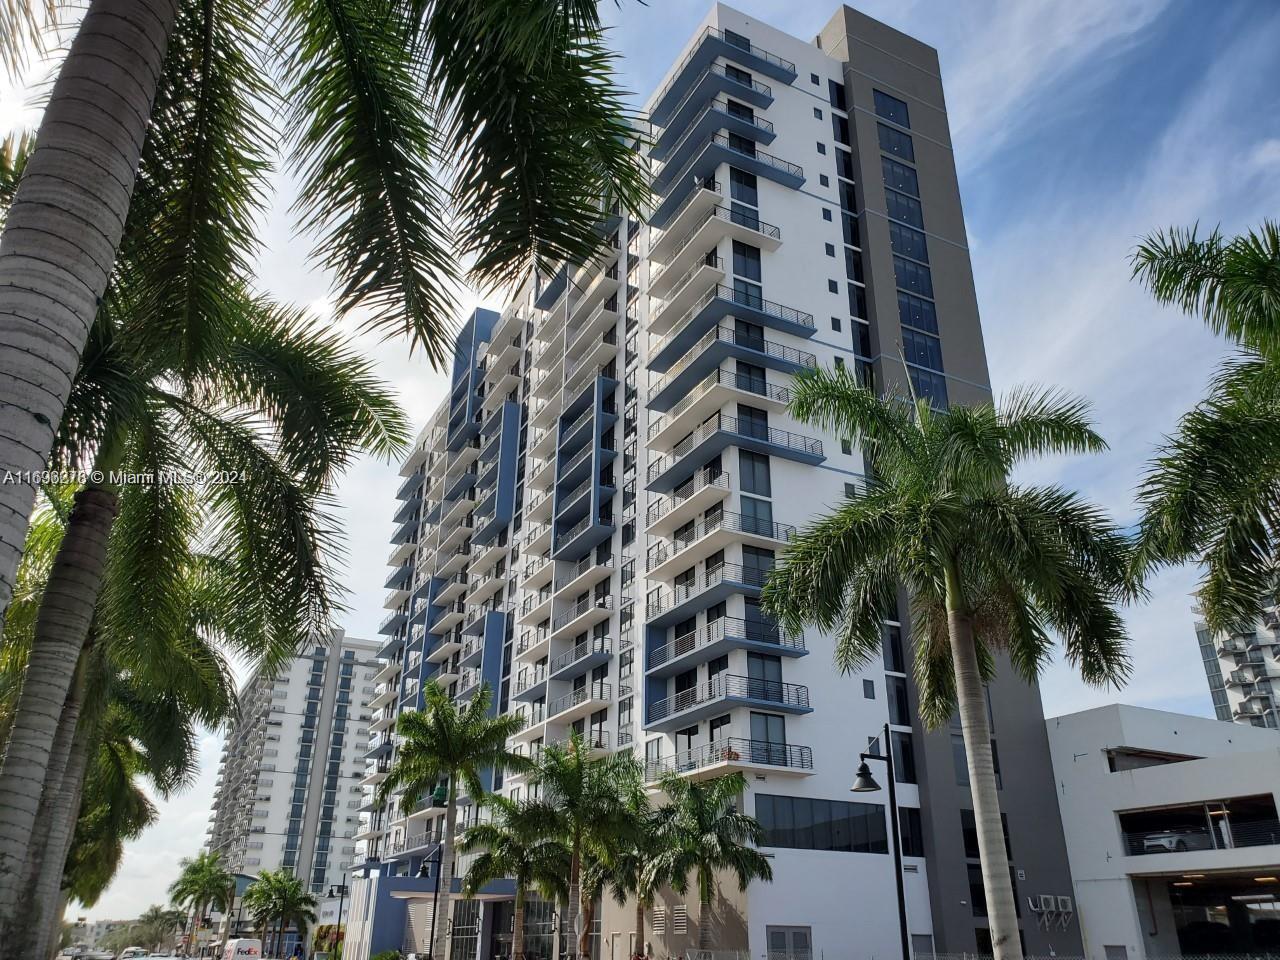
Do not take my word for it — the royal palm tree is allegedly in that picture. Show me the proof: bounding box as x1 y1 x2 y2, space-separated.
529 734 645 959
761 367 1136 960
132 905 188 952
0 0 647 659
584 791 662 960
243 870 318 959
459 796 570 960
644 772 771 953
1131 222 1280 631
170 851 234 955
378 680 530 959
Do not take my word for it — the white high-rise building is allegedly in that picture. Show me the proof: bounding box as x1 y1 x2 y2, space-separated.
346 5 1081 959
1195 607 1280 729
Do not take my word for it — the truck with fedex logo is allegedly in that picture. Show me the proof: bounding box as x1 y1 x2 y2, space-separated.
222 940 262 960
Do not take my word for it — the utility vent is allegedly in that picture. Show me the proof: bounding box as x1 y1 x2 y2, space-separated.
652 907 666 935
672 905 687 935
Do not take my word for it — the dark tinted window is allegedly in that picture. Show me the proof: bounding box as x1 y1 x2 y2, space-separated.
889 222 929 263
902 328 944 372
881 157 920 197
729 168 758 206
874 89 911 127
884 189 924 228
877 123 915 162
828 80 847 111
898 292 938 334
893 256 933 298
756 794 889 853
899 807 924 857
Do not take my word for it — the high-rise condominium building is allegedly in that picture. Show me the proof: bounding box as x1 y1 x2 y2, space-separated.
205 629 379 931
1196 607 1280 729
345 5 1082 959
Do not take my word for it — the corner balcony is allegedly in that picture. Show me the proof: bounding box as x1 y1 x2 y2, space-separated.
553 554 616 601
437 515 474 554
645 512 796 580
555 474 604 530
548 636 612 683
647 325 817 413
378 609 407 636
435 545 471 578
648 25 796 128
387 537 416 568
650 208 782 312
511 702 546 740
392 492 422 526
550 595 614 644
652 95 776 168
651 135 804 227
435 571 470 606
469 538 506 574
527 455 556 493
384 561 413 591
646 413 824 493
529 424 559 461
645 737 813 784
522 553 555 592
554 511 615 562
463 567 507 607
566 301 621 367
646 674 812 732
513 666 548 703
646 562 769 628
647 367 793 452
646 616 806 678
565 342 619 400
560 400 618 461
650 285 814 374
517 588 554 627
649 180 725 259
569 260 621 324
516 628 550 664
547 681 612 725
368 683 398 711
644 467 731 538
429 602 467 637
427 628 464 663
524 521 552 555
558 438 617 494
526 487 555 524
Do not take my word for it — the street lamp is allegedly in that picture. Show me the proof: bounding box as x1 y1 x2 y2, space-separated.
851 722 910 960
326 883 348 955
416 843 445 960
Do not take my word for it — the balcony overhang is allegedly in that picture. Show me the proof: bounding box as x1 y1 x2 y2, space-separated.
647 328 816 413
648 28 795 128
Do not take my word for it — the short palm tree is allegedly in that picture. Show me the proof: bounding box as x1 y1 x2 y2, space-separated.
132 905 187 952
1131 221 1280 631
529 734 645 960
0 0 648 676
170 851 234 955
459 796 570 960
585 794 663 960
645 772 771 953
378 680 530 959
242 870 318 959
762 367 1136 960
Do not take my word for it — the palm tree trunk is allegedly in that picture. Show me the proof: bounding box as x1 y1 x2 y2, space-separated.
698 893 712 952
23 692 93 960
433 789 459 960
633 899 644 959
946 564 1022 960
576 888 595 960
511 885 525 960
0 486 118 937
0 0 178 634
566 841 580 959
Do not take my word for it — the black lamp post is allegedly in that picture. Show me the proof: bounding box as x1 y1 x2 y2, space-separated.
417 843 444 960
851 722 911 960
326 883 348 955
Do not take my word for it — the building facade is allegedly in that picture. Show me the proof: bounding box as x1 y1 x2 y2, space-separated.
1195 607 1280 728
205 629 379 921
347 4 1081 958
1048 704 1280 959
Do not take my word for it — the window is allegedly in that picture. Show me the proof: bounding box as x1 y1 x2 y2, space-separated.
844 482 858 498
902 327 944 372
725 99 754 121
816 141 827 155
828 80 846 110
819 174 830 187
893 256 933 298
899 807 924 857
741 496 774 536
961 809 1012 860
881 157 920 197
891 730 917 783
729 168 758 207
874 89 911 127
822 208 832 222
724 28 752 50
898 291 938 334
883 624 905 673
831 115 850 145
877 123 915 162
889 221 929 263
813 107 823 119
887 675 910 725
725 63 753 87
835 148 855 181
732 241 761 282
831 316 841 332
909 367 949 408
841 439 852 455
885 189 924 228
755 794 889 853
862 679 875 699
828 279 838 293
810 72 820 85
768 927 813 960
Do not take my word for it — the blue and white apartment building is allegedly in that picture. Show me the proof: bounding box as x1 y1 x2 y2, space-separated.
343 5 1082 959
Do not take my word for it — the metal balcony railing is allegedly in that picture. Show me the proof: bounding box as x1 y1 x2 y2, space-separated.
648 563 771 618
555 554 615 591
647 513 795 571
656 283 814 354
650 674 809 722
649 367 794 441
646 737 813 780
557 511 613 547
659 133 803 198
654 324 817 389
648 617 804 669
1122 819 1280 856
550 636 612 675
548 682 612 717
646 467 730 527
553 595 614 631
650 26 792 119
647 414 822 483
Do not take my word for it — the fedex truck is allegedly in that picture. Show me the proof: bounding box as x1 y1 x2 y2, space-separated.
222 940 262 960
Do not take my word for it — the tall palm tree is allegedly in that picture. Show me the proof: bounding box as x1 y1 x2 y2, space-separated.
529 734 645 959
0 0 648 655
242 870 318 959
1131 221 1280 631
459 796 570 960
378 680 530 960
584 791 662 960
132 905 187 952
761 367 1136 960
170 851 234 955
645 772 771 953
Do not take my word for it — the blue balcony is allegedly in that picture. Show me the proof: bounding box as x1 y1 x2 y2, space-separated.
651 135 804 227
384 562 413 591
548 636 612 683
364 738 394 761
647 326 817 413
645 562 769 628
645 673 811 732
395 470 424 501
559 402 618 461
652 65 775 154
645 617 806 679
646 414 823 493
378 609 407 636
651 98 776 170
558 440 616 494
535 264 568 310
649 26 797 127
392 493 421 526
649 285 814 373
375 635 405 662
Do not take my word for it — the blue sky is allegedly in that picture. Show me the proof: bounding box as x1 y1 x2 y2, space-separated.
4 0 1280 923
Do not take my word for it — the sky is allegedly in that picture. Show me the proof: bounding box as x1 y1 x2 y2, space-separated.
3 0 1280 924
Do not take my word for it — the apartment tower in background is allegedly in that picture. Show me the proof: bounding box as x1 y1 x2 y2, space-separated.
1196 607 1280 728
346 5 1083 958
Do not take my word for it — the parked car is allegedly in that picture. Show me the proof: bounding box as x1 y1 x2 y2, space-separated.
1142 827 1215 853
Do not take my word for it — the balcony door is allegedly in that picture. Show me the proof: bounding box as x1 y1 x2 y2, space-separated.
750 712 787 766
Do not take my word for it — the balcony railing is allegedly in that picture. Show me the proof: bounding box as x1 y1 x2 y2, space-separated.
648 367 794 441
550 636 612 675
660 133 803 197
557 511 613 548
647 563 770 618
650 26 793 121
646 467 730 527
647 512 795 571
548 682 612 717
656 284 814 354
648 617 803 670
647 414 822 483
649 674 810 722
1122 819 1280 856
555 554 615 591
646 737 813 780
652 324 817 392
553 595 614 631
656 199 781 268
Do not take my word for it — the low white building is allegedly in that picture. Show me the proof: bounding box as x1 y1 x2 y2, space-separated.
1047 704 1280 960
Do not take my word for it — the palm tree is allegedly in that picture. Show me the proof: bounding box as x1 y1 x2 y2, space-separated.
583 791 662 960
132 905 187 951
644 772 771 953
170 851 234 955
0 0 647 659
243 870 318 959
529 734 645 959
378 680 530 959
761 367 1136 960
459 796 570 960
1131 222 1280 631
